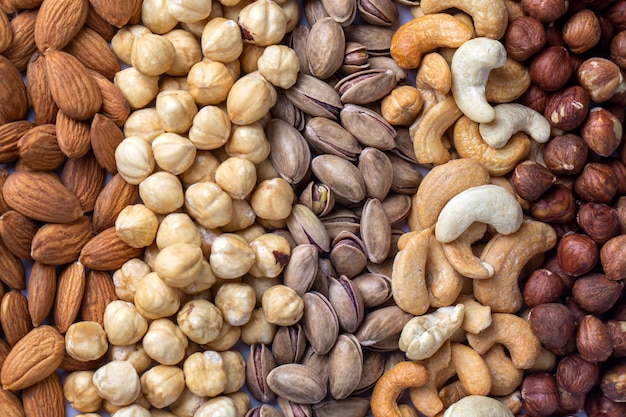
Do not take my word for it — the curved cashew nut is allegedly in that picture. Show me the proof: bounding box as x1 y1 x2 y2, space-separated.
473 220 557 313
421 0 508 40
371 361 428 417
482 344 524 396
426 235 463 307
390 13 473 70
478 104 551 149
453 115 531 176
408 342 453 417
443 395 515 417
466 313 542 370
449 342 492 396
450 38 507 123
392 228 432 316
413 95 463 165
439 380 470 411
485 58 531 104
442 222 494 279
434 184 524 244
416 53 452 95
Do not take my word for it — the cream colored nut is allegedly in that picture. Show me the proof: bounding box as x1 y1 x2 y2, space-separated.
248 233 291 278
113 258 151 302
416 52 452 95
140 365 185 409
134 271 181 320
456 295 492 334
103 300 149 346
151 133 196 175
262 284 304 326
238 0 287 46
64 371 102 413
441 222 494 279
420 0 508 39
221 199 256 232
188 105 231 150
250 178 295 221
181 260 217 295
444 395 513 417
142 318 189 365
111 25 151 66
426 235 463 308
184 181 233 229
392 228 432 316
239 43 266 74
163 29 202 76
177 299 223 344
141 0 178 34
92 360 141 407
139 171 185 214
111 404 151 417
115 204 159 248
450 38 507 123
435 184 524 243
65 321 108 362
202 321 242 352
224 122 270 164
201 17 243 63
156 213 202 249
209 233 256 279
131 33 176 76
485 58 531 104
169 388 206 417
399 304 465 360
478 104 551 149
114 67 160 110
215 156 257 200
187 60 234 106
183 351 227 397
214 282 256 326
482 344 523 396
123 108 164 143
257 44 300 89
115 136 155 185
240 307 278 345
227 71 277 125
160 76 189 92
154 242 204 288
220 350 246 393
166 0 212 22
155 90 198 134
108 344 153 374
194 396 238 417
180 151 220 186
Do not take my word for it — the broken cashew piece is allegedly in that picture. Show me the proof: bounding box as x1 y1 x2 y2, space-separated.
434 184 523 244
443 395 514 417
450 38 507 123
413 95 463 165
398 304 465 360
391 228 432 316
456 295 492 334
421 0 508 40
416 52 452 95
442 222 494 279
478 103 551 149
390 13 473 70
371 361 428 417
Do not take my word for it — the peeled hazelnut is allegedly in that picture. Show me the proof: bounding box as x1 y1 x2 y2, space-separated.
581 108 623 157
606 320 626 357
573 273 623 315
543 134 589 175
522 269 564 307
577 315 613 362
529 46 572 92
521 372 559 417
574 163 619 203
601 363 626 402
528 303 577 355
610 30 626 69
577 203 620 244
557 353 600 396
563 9 602 54
530 184 577 224
521 0 569 23
600 234 626 280
578 58 625 103
518 84 550 114
511 160 556 201
557 233 599 277
585 388 626 417
605 158 626 195
504 16 547 61
544 86 590 131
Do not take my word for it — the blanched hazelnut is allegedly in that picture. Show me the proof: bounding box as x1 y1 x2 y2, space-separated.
141 0 177 34
557 233 599 277
237 0 287 46
103 300 148 346
557 353 599 396
521 372 559 417
221 199 256 233
257 44 300 89
183 350 227 397
123 108 164 142
226 71 277 125
131 33 176 76
111 25 151 66
240 307 278 345
179 151 220 187
530 46 572 92
180 260 217 295
64 371 102 412
177 299 223 344
577 315 613 362
577 203 620 243
154 242 204 288
139 171 184 214
165 0 212 23
163 29 202 76
151 133 196 175
156 213 202 249
209 233 256 279
262 284 304 326
215 157 257 200
220 350 246 393
574 163 619 203
188 105 231 151
202 321 242 352
530 184 577 224
250 178 296 221
65 321 108 362
140 365 185 409
92 360 141 407
155 90 197 134
581 107 623 157
187 60 234 106
114 67 160 110
111 404 151 417
134 271 181 320
108 344 152 374
563 9 602 54
214 282 256 326
114 136 155 185
504 16 547 61
248 233 291 278
224 122 271 165
194 396 238 417
112 258 151 302
185 182 234 229
142 318 188 365
201 17 243 63
115 204 159 248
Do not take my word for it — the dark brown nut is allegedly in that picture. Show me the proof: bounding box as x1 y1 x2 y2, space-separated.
521 372 559 417
530 184 577 224
557 386 586 415
606 0 626 31
605 158 626 195
578 58 624 103
522 0 569 23
512 160 556 201
528 303 577 355
557 353 600 396
600 234 626 280
610 30 626 69
544 86 590 131
581 108 623 157
557 233 599 277
504 16 547 61
563 9 602 54
574 163 619 203
606 320 626 357
601 363 626 402
615 197 626 234
577 203 620 244
577 315 613 363
522 269 564 307
585 387 626 417
543 134 588 176
546 23 566 47
518 84 550 114
543 253 575 290
572 273 623 315
529 46 572 92
565 296 587 326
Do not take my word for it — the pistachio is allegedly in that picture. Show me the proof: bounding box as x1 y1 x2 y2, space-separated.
329 231 368 279
282 243 319 296
334 68 397 105
387 152 423 194
343 25 394 56
312 397 371 417
245 344 276 403
245 404 284 417
300 345 330 384
285 73 343 120
328 275 365 333
288 25 310 76
307 17 345 80
303 0 330 26
355 305 413 349
311 258 336 297
266 119 311 185
358 147 393 201
277 396 313 417
340 104 396 150
328 334 363 400
271 324 307 365
266 364 327 404
341 42 370 75
270 90 306 131
357 0 399 26
286 204 331 252
360 198 392 263
391 128 419 164
368 56 407 82
301 291 339 355
299 181 335 217
311 154 366 206
381 193 412 225
320 209 361 241
352 272 393 308
354 350 385 393
304 117 362 161
321 0 357 26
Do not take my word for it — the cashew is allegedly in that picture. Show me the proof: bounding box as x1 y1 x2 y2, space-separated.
478 104 551 149
456 295 492 334
485 58 531 104
390 14 473 70
450 38 506 123
408 342 452 417
398 404 420 417
391 228 431 316
466 313 541 370
371 361 428 417
434 184 523 244
482 344 523 396
426 235 463 308
439 380 469 410
421 0 508 40
412 95 463 165
413 158 491 229
443 395 515 417
473 220 557 313
496 391 523 415
416 53 452 96
453 116 531 176
398 304 465 361
449 342 491 396
442 223 494 279
408 87 447 138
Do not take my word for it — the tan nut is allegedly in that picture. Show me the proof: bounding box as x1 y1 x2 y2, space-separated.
421 0 508 39
412 95 463 165
485 58 532 104
416 52 452 95
442 223 494 279
391 228 432 316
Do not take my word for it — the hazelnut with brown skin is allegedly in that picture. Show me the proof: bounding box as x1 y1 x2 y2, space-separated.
563 9 602 53
543 134 589 175
545 86 590 131
577 202 620 243
511 160 556 201
600 234 626 280
530 184 577 224
606 320 626 357
601 362 626 402
529 303 577 355
578 58 625 103
566 296 588 326
557 353 600 396
529 46 572 92
544 253 576 290
557 233 599 277
518 84 550 114
614 196 626 234
572 273 623 314
606 0 626 32
522 0 570 24
504 16 548 61
581 108 623 157
605 158 626 195
574 163 619 203
585 387 626 417
577 315 613 363
557 386 587 415
522 268 564 307
521 372 559 417
610 30 626 69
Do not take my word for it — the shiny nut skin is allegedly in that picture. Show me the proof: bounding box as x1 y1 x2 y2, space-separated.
512 160 556 201
504 16 547 61
530 184 577 224
610 30 626 69
563 9 602 54
529 46 572 92
606 0 626 31
572 273 623 315
577 202 620 243
522 0 570 23
585 388 626 417
578 58 624 103
577 315 613 363
605 158 626 195
522 268 564 307
543 134 589 175
545 86 590 131
581 107 623 157
601 362 626 402
557 353 600 396
606 320 626 357
528 303 577 355
521 372 559 417
600 234 626 280
557 233 599 277
519 84 550 114
574 163 619 203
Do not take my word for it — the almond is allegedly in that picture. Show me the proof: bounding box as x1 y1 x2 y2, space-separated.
30 215 94 265
55 109 92 158
0 290 33 347
0 168 11 215
22 372 64 417
0 210 38 259
44 49 102 121
0 336 9 366
0 55 28 124
0 11 13 56
0 120 34 164
0 388 25 417
89 69 131 126
17 123 66 171
58 351 106 372
64 26 121 79
85 2 116 41
79 268 117 325
54 262 86 333
27 261 57 327
79 226 143 271
3 9 37 72
0 325 64 391
88 0 139 28
92 173 139 232
25 52 58 126
35 0 89 51
90 113 124 174
2 171 83 223
0 240 25 290
61 151 105 212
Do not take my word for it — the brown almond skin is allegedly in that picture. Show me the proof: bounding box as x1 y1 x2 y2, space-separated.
79 226 143 271
34 0 89 51
0 120 34 164
79 269 118 326
26 52 58 126
92 173 139 232
30 215 95 265
3 9 38 72
61 151 106 212
89 0 139 27
55 109 92 158
0 290 33 347
90 113 124 174
54 262 86 333
0 240 25 290
0 210 38 259
0 55 28 124
17 123 66 171
27 262 57 327
89 70 130 126
0 387 26 417
85 2 116 41
64 26 121 79
22 372 64 417
0 325 65 391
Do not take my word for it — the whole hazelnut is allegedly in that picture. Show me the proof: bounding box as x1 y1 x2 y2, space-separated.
557 233 599 277
601 363 626 402
544 86 590 131
543 134 589 175
522 269 564 307
577 315 613 363
530 184 577 223
563 9 602 54
579 58 625 103
522 0 570 23
529 303 577 355
557 386 586 414
529 46 572 92
585 388 626 417
606 0 626 31
546 23 566 47
581 108 623 156
544 253 576 290
600 234 626 280
504 16 548 61
551 220 581 239
610 30 626 69
606 320 626 357
615 197 626 234
572 273 623 315
557 353 600 396
518 84 550 114
605 158 626 195
511 161 556 202
521 372 559 417
577 203 620 243
574 163 619 203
